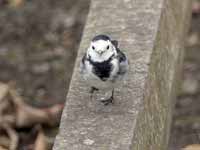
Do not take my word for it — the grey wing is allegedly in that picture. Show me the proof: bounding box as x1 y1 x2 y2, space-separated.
117 48 129 76
80 53 87 74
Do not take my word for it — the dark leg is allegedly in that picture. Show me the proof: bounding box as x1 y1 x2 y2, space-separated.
90 86 99 99
101 89 114 105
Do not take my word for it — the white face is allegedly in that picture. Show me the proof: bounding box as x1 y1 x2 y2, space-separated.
87 40 116 62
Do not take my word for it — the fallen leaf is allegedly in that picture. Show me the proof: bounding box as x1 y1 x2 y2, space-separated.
34 129 48 150
8 0 24 8
0 82 63 149
0 136 10 149
183 144 200 150
0 83 9 101
1 125 18 150
0 146 8 150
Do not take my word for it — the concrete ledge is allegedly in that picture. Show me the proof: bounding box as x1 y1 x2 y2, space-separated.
53 0 191 150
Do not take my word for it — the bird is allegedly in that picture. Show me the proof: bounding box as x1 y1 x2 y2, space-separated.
80 34 128 105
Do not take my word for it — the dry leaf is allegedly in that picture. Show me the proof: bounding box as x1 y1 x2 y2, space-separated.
0 136 10 148
0 83 9 101
8 0 24 8
0 146 8 150
1 125 18 150
0 82 63 149
183 144 200 150
8 86 63 128
34 129 48 150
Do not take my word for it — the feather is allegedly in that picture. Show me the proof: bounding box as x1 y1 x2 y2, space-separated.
116 48 128 76
80 53 87 74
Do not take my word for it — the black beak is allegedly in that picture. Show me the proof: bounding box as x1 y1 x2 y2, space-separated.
98 51 103 55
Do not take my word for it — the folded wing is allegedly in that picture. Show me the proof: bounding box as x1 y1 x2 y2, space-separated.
116 48 129 76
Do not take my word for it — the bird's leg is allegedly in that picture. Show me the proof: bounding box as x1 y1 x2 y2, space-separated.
101 89 114 105
90 86 99 99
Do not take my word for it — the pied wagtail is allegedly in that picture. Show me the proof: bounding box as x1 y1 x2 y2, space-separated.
80 34 129 105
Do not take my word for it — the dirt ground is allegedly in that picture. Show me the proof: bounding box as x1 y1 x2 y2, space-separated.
169 2 200 149
0 0 90 149
0 0 90 107
0 0 199 149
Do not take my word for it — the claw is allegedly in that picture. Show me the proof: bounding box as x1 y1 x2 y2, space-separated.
90 87 99 93
100 89 114 105
90 87 99 99
101 96 113 105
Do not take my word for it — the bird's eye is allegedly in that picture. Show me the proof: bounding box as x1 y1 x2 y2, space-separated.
106 45 109 50
92 46 95 50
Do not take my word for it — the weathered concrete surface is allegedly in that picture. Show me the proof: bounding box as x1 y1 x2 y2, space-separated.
53 0 191 150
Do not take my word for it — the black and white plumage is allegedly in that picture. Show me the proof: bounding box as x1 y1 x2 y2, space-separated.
80 34 128 105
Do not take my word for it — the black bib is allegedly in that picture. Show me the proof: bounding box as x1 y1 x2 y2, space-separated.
88 54 114 81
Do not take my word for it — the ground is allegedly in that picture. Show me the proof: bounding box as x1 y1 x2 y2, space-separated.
0 0 89 149
169 2 200 149
0 0 199 149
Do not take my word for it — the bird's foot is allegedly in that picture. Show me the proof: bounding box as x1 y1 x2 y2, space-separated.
90 87 99 99
90 87 99 93
101 96 114 105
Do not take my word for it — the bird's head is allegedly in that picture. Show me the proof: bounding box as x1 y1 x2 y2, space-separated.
87 35 117 62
